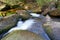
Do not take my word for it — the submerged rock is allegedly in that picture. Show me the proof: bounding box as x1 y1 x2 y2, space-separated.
1 30 44 40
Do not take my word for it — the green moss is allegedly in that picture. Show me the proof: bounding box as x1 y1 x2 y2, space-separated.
36 0 52 7
57 5 60 9
6 11 16 16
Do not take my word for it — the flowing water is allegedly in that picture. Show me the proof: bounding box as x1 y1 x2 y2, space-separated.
6 13 50 40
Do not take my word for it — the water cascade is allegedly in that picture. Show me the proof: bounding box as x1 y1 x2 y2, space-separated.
7 13 50 40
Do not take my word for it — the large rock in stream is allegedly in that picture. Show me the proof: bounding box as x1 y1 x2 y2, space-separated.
49 9 60 17
0 14 20 34
43 15 60 40
1 30 44 40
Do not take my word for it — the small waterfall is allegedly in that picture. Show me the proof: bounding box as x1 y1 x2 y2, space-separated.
8 19 50 40
7 14 50 40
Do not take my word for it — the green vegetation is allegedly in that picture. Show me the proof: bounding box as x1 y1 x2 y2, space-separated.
0 11 16 17
57 0 60 9
0 0 60 17
6 11 16 16
0 0 25 6
36 0 51 7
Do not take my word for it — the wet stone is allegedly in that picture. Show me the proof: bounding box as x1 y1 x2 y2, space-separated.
1 30 45 40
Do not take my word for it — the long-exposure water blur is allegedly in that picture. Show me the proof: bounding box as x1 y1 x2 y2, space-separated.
0 0 60 40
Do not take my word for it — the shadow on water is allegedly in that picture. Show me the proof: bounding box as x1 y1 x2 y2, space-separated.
0 31 8 40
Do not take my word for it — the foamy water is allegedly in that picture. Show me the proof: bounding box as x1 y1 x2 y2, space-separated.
30 13 40 17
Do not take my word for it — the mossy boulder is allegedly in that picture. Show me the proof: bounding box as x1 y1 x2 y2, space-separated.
1 30 44 40
23 3 41 12
49 9 60 17
0 14 20 34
